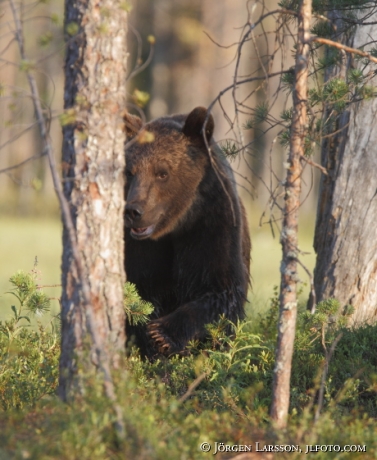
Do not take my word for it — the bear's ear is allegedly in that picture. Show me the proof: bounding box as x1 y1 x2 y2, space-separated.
183 107 214 143
123 112 143 139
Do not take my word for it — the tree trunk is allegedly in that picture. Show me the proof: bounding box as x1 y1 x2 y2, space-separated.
270 0 312 428
313 9 377 326
59 0 128 399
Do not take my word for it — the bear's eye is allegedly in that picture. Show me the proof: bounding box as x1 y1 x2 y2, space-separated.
126 170 134 179
156 170 168 180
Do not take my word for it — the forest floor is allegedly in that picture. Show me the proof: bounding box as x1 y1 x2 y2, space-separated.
1 212 377 459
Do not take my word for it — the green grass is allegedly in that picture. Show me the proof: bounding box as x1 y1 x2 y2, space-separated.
0 217 62 322
0 209 316 323
248 216 315 314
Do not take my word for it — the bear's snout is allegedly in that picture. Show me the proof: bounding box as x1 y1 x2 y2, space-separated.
125 201 159 240
125 203 144 223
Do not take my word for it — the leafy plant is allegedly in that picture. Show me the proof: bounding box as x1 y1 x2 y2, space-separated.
1 270 377 457
0 270 51 343
0 268 59 410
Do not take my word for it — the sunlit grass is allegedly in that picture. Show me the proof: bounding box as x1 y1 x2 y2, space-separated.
0 217 62 322
246 205 316 319
0 207 316 324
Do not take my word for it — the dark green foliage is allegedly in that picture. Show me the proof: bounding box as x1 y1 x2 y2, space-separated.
241 102 271 133
1 271 377 457
253 101 269 124
0 270 58 410
281 69 295 92
219 140 238 160
322 78 349 111
243 119 253 130
279 129 291 149
370 47 377 58
357 84 377 99
279 57 376 152
276 3 377 156
0 326 59 410
316 47 343 70
326 325 377 414
291 299 377 416
348 68 364 85
1 299 376 458
311 20 334 38
281 107 293 122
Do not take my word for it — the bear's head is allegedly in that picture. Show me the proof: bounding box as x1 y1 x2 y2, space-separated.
124 107 214 240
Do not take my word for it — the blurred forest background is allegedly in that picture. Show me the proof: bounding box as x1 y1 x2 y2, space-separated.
0 0 319 320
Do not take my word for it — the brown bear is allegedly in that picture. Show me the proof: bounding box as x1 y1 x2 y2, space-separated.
124 107 250 359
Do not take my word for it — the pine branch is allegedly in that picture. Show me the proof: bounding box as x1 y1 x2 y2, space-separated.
310 36 377 65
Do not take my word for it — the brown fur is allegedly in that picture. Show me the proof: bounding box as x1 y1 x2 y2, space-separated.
125 123 208 240
124 107 251 358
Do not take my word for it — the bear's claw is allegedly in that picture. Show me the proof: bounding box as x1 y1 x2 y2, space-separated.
147 320 179 356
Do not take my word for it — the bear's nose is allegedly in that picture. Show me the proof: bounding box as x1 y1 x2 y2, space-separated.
126 204 143 221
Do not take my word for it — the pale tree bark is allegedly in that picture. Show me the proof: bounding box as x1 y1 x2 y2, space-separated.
270 0 311 428
313 8 377 326
59 0 128 399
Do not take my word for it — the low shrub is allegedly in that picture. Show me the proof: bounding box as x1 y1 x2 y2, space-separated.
0 271 376 459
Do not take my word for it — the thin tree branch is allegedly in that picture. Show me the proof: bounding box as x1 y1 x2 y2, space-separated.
296 257 317 313
342 18 377 26
300 155 328 175
314 332 343 422
207 71 292 116
126 35 155 81
310 36 377 64
202 9 298 50
178 373 208 404
0 152 46 174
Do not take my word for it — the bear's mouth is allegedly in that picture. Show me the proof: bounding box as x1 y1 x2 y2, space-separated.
130 224 155 240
